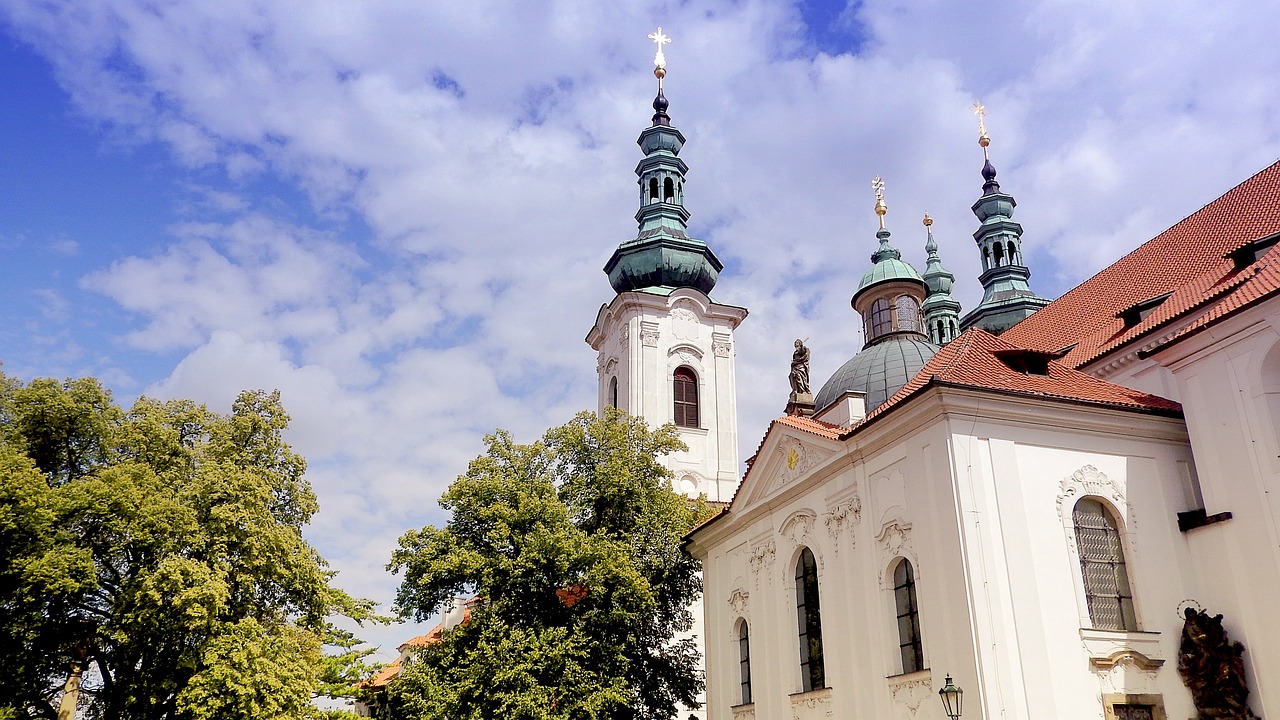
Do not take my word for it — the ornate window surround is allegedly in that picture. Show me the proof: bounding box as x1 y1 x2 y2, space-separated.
1056 465 1145 632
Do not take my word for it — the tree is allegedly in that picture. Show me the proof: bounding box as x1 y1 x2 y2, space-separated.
0 370 375 719
387 409 714 720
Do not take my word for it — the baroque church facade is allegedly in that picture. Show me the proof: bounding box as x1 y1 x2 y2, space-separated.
589 39 1280 720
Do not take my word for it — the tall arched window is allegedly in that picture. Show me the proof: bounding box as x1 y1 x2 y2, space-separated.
649 177 659 204
664 177 675 202
673 367 699 428
868 298 892 339
737 620 752 705
893 559 924 673
1073 498 1137 630
607 376 618 409
795 548 825 692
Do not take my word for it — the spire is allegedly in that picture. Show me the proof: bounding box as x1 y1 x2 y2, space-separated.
869 176 901 263
853 177 925 316
604 29 723 296
959 102 1050 335
921 213 962 345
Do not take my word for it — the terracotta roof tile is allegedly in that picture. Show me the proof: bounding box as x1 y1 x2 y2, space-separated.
1002 159 1280 366
853 328 1182 429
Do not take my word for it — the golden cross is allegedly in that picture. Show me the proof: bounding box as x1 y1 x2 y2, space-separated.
972 101 988 136
648 27 671 69
872 176 887 228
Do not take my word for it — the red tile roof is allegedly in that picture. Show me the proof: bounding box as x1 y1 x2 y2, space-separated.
855 328 1182 427
1002 159 1280 367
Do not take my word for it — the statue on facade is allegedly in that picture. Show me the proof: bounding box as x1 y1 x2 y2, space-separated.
1177 607 1259 719
789 339 810 395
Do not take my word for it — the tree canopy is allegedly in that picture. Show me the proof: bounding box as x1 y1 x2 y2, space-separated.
387 409 714 720
0 371 374 719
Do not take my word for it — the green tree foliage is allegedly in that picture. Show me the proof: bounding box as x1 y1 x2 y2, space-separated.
388 409 714 720
0 371 375 719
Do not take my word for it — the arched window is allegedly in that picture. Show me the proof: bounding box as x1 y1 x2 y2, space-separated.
608 376 618 409
649 177 659 204
893 559 924 674
868 298 892 339
795 548 825 692
1073 498 1137 630
664 177 675 202
982 245 991 270
738 620 752 705
1007 240 1019 265
993 242 1005 266
895 295 921 333
672 366 699 428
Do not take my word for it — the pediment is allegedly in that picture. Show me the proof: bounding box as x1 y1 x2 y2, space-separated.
734 423 841 510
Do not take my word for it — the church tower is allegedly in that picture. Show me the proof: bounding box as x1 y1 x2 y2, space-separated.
959 104 1050 334
585 29 747 503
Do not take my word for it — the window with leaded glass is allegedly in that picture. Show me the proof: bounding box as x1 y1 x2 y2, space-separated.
893 559 924 673
737 620 752 705
673 367 699 428
894 295 921 333
1073 498 1137 630
868 298 892 339
795 547 826 692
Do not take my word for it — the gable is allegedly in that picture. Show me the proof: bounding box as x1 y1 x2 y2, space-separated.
732 420 842 512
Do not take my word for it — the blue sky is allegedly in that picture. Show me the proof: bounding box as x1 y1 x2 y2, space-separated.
4 0 1280 658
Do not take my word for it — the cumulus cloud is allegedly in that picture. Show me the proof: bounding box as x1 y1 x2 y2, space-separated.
6 0 1280 654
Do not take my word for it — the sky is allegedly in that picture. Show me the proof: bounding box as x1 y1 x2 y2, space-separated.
3 0 1280 659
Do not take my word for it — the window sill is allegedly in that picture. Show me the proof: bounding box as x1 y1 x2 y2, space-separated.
1080 628 1164 671
675 425 708 435
789 686 833 702
885 668 931 681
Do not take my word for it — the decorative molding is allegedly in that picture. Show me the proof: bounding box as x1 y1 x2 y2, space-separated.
713 332 733 358
670 307 697 322
617 325 629 348
1090 649 1164 672
788 687 833 719
1081 628 1164 696
1058 465 1141 627
780 510 818 547
773 436 831 490
887 671 933 718
728 588 750 616
1057 465 1127 516
876 519 916 586
748 539 775 577
667 344 704 360
824 487 862 549
604 357 617 375
730 704 756 720
640 321 660 347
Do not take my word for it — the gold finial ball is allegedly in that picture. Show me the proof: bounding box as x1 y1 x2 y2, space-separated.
654 66 666 80
875 202 887 217
978 135 990 148
923 213 933 227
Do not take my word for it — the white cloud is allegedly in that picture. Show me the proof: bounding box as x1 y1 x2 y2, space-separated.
7 0 1280 654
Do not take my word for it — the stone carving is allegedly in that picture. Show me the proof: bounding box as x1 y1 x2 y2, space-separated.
1178 607 1259 719
825 491 862 548
780 510 817 547
774 436 829 488
1057 465 1127 516
604 357 617 375
617 325 629 348
731 705 756 720
888 673 933 718
789 339 811 395
748 540 775 576
728 588 749 615
640 322 660 347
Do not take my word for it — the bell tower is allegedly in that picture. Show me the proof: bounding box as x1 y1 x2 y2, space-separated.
585 29 746 504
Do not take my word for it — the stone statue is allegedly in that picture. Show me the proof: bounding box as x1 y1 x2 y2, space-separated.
1177 607 1259 719
789 339 810 396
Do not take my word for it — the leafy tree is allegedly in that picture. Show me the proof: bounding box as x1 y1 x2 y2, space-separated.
388 409 713 720
0 371 376 719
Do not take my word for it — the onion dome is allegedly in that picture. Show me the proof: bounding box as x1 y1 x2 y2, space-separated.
604 39 722 296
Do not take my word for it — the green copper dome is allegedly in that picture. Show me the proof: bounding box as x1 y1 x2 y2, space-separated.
604 85 722 295
813 335 938 411
854 228 925 304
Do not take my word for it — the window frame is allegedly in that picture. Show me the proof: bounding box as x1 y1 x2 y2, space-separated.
1073 497 1138 631
737 619 752 706
672 366 699 428
795 547 826 692
892 558 925 674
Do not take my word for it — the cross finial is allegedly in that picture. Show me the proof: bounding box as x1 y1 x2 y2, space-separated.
972 101 990 158
872 176 887 229
648 27 671 71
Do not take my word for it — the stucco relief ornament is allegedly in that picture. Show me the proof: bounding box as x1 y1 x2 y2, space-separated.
728 588 749 615
617 325 629 348
877 520 912 557
748 539 775 576
888 674 934 718
640 325 660 347
780 511 817 546
712 338 732 357
677 351 696 367
775 436 829 488
670 307 697 321
1056 465 1127 513
824 492 862 548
